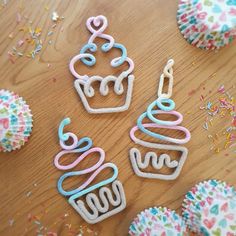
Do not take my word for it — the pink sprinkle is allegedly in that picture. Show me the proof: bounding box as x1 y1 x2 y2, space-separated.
47 232 57 236
16 12 21 24
17 39 24 47
7 51 15 64
218 85 225 94
200 95 204 101
232 117 236 127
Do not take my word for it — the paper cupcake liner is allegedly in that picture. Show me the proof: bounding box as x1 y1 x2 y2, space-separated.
129 206 187 236
177 0 236 50
0 89 33 152
182 179 236 235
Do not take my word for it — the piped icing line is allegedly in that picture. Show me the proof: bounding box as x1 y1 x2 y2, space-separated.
58 161 118 197
54 147 105 171
58 118 93 151
157 59 174 99
137 116 191 144
129 59 191 180
54 117 126 224
69 15 135 114
69 53 134 97
69 180 126 224
86 15 115 51
129 147 187 180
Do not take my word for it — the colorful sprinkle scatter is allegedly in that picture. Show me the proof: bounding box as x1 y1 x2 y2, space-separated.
200 85 236 153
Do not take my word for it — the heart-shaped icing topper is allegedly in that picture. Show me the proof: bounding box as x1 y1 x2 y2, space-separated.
69 15 135 114
129 59 191 180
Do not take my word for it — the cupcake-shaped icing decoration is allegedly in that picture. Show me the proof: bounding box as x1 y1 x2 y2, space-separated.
129 59 191 180
69 15 135 114
0 89 33 152
177 0 236 50
182 179 236 236
129 207 188 236
54 118 126 224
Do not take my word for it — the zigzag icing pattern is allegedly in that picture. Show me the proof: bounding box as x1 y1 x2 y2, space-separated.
129 59 191 180
54 118 126 224
69 15 135 113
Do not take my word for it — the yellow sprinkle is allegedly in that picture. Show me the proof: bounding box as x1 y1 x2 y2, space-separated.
19 27 25 32
35 27 42 33
44 5 49 10
209 119 213 126
215 147 220 153
224 142 229 149
226 133 231 140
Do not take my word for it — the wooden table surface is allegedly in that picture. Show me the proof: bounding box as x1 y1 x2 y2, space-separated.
0 0 236 235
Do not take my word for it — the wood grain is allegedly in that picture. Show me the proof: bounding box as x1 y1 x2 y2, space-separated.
0 0 236 235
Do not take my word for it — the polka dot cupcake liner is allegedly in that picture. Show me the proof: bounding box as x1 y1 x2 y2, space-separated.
129 206 188 236
182 179 236 235
0 89 33 152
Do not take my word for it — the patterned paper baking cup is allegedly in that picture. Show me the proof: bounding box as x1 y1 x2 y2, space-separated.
177 0 236 50
0 89 33 152
182 179 236 235
129 206 188 236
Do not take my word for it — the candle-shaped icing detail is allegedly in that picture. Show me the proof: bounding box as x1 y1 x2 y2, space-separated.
54 118 126 224
69 15 135 114
129 59 191 180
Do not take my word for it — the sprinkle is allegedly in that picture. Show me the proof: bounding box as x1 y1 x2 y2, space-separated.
203 122 208 130
47 31 53 36
7 51 15 64
47 232 57 236
51 11 59 22
209 119 213 126
215 147 220 153
26 191 32 197
17 39 24 47
206 101 212 110
8 32 14 39
17 52 24 57
218 85 225 94
16 12 21 24
44 5 49 11
48 40 52 45
200 95 204 101
34 220 41 225
9 219 14 226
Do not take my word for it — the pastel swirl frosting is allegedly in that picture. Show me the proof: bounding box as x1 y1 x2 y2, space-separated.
130 97 191 147
55 118 118 198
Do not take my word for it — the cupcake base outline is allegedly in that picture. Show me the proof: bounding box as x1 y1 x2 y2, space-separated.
69 180 126 224
74 74 134 114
